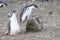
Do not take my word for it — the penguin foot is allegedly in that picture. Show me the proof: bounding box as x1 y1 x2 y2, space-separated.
11 33 17 36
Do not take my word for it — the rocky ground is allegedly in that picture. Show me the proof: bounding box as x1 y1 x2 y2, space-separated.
0 0 60 40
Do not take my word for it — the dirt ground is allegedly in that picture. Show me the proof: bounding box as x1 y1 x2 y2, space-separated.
0 1 60 40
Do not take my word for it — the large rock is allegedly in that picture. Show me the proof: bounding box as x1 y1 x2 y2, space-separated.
26 17 43 32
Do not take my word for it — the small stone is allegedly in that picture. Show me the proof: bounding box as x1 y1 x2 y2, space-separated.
49 12 52 14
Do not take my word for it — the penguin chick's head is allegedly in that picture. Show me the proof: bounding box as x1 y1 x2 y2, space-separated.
0 2 7 8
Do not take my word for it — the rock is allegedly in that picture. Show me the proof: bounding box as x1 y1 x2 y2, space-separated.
49 12 52 14
26 17 43 32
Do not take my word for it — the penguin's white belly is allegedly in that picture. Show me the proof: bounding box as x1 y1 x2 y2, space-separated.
10 18 20 35
22 9 32 22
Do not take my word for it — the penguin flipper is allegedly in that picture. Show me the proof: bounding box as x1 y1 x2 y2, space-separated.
22 16 27 23
6 20 10 35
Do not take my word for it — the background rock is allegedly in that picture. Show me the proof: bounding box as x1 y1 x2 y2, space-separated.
26 17 43 32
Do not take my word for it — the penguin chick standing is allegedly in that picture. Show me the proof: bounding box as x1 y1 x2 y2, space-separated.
20 4 38 23
6 10 20 36
0 2 7 8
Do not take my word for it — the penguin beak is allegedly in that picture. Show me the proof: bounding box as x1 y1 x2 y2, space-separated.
35 5 38 8
36 6 38 8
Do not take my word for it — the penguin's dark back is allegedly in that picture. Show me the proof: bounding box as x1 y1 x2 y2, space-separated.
20 6 27 22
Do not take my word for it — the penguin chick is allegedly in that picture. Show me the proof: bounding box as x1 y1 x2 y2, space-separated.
20 4 38 23
0 2 7 8
6 10 20 36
